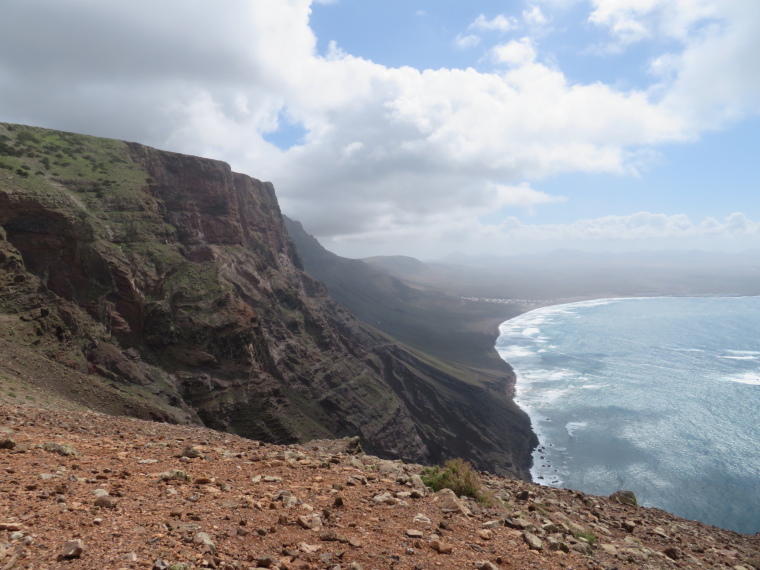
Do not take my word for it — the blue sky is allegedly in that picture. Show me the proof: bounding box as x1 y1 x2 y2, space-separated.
1 0 758 258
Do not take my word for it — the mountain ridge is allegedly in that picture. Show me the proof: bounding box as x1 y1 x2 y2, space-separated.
0 122 534 478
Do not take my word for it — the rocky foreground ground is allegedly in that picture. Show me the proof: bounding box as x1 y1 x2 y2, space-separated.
0 404 758 570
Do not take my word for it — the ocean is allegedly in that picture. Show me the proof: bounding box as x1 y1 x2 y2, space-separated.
496 296 760 534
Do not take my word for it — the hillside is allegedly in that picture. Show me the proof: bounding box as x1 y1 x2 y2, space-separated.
283 217 527 373
0 123 534 478
1 403 758 569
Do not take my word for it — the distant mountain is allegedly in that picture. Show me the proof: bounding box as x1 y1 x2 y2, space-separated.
285 220 524 369
0 123 535 478
284 216 537 473
365 250 760 301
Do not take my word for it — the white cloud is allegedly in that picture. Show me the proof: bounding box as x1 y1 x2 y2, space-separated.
0 0 756 256
589 0 720 45
454 34 481 50
492 38 537 66
588 1 760 130
523 6 548 27
468 14 519 33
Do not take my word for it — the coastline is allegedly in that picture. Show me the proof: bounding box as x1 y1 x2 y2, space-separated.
494 296 678 485
493 296 760 534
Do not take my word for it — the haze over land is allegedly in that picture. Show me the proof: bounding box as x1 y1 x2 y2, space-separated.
1 1 758 259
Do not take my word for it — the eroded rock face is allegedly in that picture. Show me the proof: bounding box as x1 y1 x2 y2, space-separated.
0 123 535 476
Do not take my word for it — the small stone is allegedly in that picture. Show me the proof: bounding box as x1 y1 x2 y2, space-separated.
257 555 275 568
546 537 569 553
663 547 683 560
194 531 216 553
572 541 592 555
542 522 559 533
297 515 312 529
160 470 190 482
478 529 493 540
622 520 637 533
320 530 349 543
429 539 453 554
481 520 500 529
0 523 22 531
522 532 543 551
434 488 471 515
406 529 424 539
59 539 85 560
600 544 618 556
181 446 202 458
299 542 321 553
476 562 500 570
410 474 426 489
333 494 344 508
0 437 17 449
94 495 118 509
43 442 78 456
610 489 638 506
263 476 282 483
9 531 24 541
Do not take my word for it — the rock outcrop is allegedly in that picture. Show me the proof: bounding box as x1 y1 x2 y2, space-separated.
0 123 535 477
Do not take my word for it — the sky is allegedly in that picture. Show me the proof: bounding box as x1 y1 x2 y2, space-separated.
1 0 759 259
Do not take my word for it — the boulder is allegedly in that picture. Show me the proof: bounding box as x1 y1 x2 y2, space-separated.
610 489 638 507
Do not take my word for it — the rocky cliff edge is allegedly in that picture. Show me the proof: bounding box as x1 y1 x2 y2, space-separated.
0 123 535 478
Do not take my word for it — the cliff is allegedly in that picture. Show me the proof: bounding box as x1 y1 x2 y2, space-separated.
0 123 535 478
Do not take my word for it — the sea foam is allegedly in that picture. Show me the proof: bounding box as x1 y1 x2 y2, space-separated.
497 296 760 534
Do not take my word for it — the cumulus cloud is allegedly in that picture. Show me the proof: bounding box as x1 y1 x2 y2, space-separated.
454 34 481 50
492 38 537 66
589 1 760 128
468 14 519 33
0 0 756 256
523 6 548 27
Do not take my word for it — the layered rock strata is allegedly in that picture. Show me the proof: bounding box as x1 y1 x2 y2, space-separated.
0 123 535 477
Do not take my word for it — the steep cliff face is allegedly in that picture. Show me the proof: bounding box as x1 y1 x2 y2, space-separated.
0 123 534 478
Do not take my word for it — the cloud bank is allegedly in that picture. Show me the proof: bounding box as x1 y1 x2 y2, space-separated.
0 0 757 257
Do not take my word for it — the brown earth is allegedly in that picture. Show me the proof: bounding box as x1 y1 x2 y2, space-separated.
1 404 758 570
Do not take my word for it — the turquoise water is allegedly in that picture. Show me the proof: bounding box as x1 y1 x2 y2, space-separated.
496 297 760 534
